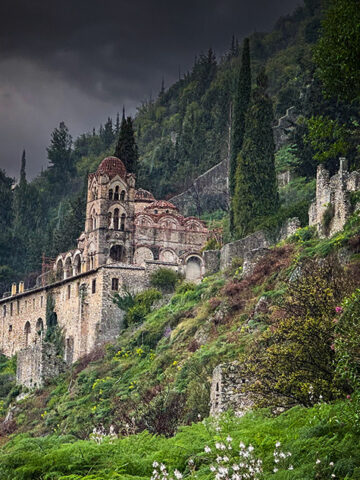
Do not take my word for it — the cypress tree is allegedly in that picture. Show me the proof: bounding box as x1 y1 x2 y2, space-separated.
233 69 279 238
229 38 251 233
114 115 139 174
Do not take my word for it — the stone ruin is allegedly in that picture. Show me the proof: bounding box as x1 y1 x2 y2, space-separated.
309 158 360 237
210 362 253 416
16 342 66 389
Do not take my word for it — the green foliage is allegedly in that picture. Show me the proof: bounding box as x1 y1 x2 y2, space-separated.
275 144 299 173
201 237 221 251
233 71 279 238
126 289 162 326
242 256 353 407
335 290 360 430
321 203 335 233
314 0 360 102
114 113 138 174
150 268 181 292
229 37 251 200
306 115 348 170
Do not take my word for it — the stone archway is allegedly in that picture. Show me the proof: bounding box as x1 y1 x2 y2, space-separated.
185 256 202 281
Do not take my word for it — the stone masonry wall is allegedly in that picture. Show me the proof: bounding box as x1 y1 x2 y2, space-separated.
210 362 253 416
309 159 360 237
16 342 66 389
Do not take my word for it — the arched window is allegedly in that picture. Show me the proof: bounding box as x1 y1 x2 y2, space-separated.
3 305 6 317
120 213 126 231
24 321 31 347
92 214 97 230
120 190 126 201
73 254 81 275
64 257 72 279
110 245 125 262
114 186 119 201
36 318 44 341
114 208 119 230
109 189 113 200
56 260 64 281
107 212 112 227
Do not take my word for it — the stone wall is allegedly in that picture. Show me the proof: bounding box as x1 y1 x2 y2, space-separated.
16 342 66 389
210 362 253 416
219 231 269 271
309 159 360 237
0 265 150 367
170 159 229 216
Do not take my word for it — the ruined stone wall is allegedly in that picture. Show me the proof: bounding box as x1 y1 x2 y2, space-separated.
210 362 253 416
219 231 269 271
309 159 360 237
16 342 66 389
170 159 229 216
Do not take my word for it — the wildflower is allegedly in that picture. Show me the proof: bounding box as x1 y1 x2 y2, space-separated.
275 441 281 448
289 465 294 470
174 469 182 479
226 435 233 443
204 446 211 453
335 306 342 313
316 459 321 464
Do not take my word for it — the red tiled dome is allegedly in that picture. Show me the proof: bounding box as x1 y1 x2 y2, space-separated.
96 156 127 179
145 200 178 211
135 188 155 202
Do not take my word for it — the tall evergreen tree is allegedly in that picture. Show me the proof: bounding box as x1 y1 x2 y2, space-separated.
103 117 115 149
233 70 279 238
115 113 120 135
229 38 251 233
47 122 73 181
114 116 138 174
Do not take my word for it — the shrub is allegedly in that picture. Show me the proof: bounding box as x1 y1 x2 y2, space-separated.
126 289 162 326
150 268 181 292
322 202 335 232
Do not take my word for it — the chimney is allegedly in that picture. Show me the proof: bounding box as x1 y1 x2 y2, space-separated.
19 281 25 294
11 283 17 296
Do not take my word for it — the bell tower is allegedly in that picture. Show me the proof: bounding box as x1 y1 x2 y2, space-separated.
83 156 136 270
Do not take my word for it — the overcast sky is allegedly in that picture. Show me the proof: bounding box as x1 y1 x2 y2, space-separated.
0 0 302 178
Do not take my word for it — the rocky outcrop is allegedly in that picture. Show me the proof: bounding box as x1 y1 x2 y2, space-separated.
273 106 298 151
170 159 229 216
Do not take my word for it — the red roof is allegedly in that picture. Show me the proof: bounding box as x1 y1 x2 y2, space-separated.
96 156 127 180
145 200 178 211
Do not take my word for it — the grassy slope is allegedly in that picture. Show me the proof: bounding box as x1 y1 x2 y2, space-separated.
1 210 360 478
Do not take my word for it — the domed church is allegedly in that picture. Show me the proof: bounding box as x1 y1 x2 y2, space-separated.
0 156 209 384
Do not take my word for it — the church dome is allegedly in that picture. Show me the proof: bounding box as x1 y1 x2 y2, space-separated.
96 156 127 179
135 188 155 202
145 200 178 212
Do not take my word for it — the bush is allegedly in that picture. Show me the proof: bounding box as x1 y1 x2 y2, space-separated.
150 268 181 292
126 289 162 326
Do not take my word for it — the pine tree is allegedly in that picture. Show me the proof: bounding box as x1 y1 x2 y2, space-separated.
114 116 138 174
115 113 120 135
233 69 279 238
47 122 73 181
103 117 114 149
229 38 251 233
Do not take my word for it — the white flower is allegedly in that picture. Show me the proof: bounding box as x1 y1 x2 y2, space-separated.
316 459 321 464
204 446 211 453
275 441 281 448
239 442 245 449
223 456 229 462
288 465 294 470
273 467 278 473
174 469 182 479
153 461 159 468
226 435 233 443
248 445 254 452
330 462 334 466
210 466 216 472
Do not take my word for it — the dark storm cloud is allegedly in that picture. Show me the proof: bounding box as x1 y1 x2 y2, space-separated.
0 0 302 177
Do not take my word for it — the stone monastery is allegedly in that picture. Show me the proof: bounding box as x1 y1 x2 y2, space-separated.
0 156 209 384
